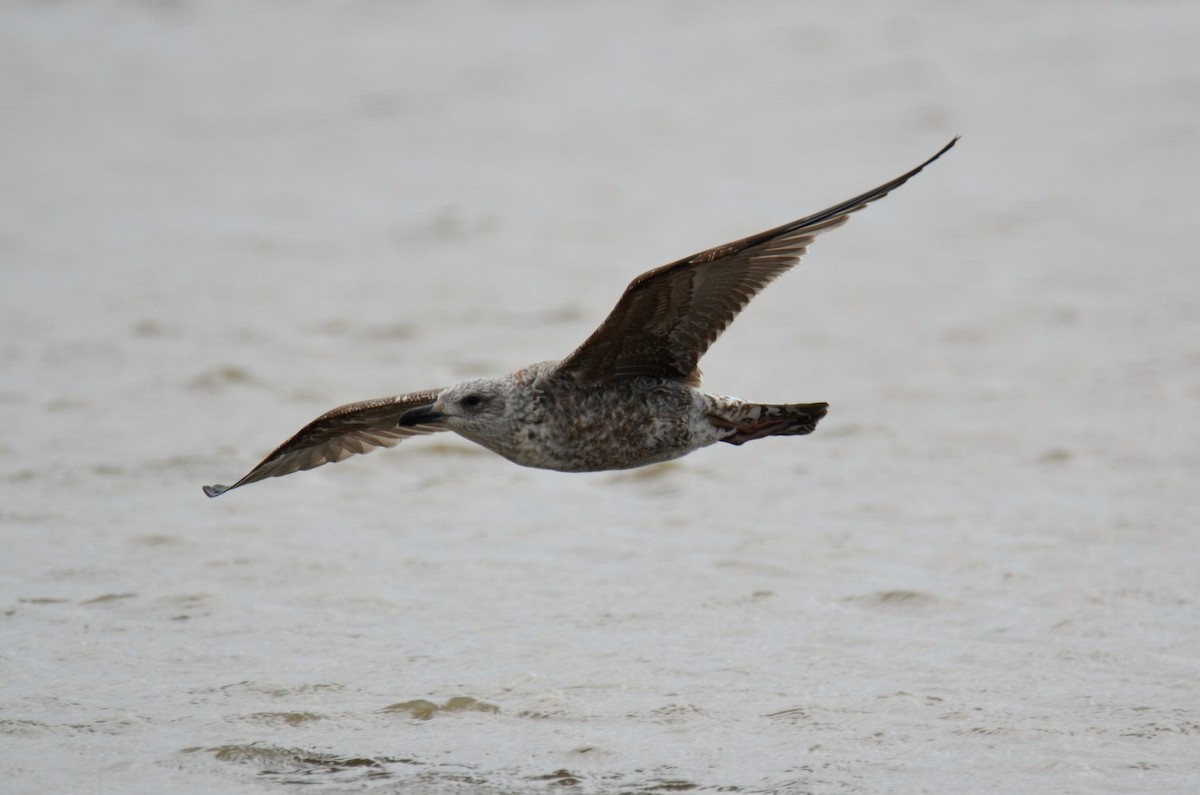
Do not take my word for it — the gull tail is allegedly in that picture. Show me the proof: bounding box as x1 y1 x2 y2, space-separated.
712 401 829 446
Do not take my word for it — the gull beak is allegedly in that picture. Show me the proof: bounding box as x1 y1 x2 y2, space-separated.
398 402 445 427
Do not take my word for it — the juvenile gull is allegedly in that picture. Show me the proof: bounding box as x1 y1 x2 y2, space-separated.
203 138 956 497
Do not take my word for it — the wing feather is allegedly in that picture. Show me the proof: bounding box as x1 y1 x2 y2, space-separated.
202 388 445 497
556 138 957 385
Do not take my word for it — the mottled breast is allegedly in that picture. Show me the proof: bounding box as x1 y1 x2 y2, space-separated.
504 376 703 472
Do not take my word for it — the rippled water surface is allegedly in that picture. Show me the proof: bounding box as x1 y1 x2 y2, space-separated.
3 2 1199 792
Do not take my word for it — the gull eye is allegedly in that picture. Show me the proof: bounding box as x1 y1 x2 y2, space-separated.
462 394 485 409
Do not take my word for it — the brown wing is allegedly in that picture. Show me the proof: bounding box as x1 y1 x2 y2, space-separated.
556 137 958 386
202 389 445 497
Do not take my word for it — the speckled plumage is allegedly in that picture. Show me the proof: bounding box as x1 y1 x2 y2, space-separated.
203 139 955 497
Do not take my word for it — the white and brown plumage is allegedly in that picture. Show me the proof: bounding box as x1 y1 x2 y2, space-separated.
203 138 956 497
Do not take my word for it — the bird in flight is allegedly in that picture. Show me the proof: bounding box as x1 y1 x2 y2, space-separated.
204 138 956 497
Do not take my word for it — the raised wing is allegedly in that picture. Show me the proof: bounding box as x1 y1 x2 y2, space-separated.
556 137 957 386
202 389 445 497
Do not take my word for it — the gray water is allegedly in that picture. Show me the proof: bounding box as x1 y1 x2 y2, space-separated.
3 2 1199 793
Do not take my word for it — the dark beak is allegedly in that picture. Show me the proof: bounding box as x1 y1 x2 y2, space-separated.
398 404 445 427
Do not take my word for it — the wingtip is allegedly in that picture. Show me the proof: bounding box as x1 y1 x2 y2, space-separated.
925 135 959 165
895 136 957 185
202 484 231 498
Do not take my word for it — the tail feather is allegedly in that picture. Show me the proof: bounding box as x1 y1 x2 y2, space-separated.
714 401 828 446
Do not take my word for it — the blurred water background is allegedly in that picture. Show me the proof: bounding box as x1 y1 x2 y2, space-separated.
2 2 1198 792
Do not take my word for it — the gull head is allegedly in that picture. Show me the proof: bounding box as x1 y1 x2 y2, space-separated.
399 377 520 446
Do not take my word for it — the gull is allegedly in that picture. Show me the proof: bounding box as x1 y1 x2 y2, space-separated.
204 138 956 497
